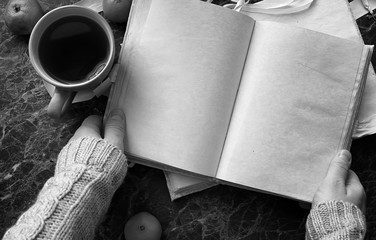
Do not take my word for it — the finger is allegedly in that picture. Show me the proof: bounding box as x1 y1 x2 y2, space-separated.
104 109 126 150
346 170 362 187
71 115 102 141
346 170 366 213
346 170 366 198
325 150 352 183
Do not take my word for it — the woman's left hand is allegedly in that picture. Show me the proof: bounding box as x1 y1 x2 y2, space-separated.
70 108 126 151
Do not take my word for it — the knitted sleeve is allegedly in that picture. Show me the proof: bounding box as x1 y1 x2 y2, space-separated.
3 137 128 240
305 201 366 240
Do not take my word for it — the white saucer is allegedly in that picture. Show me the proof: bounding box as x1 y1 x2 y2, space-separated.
43 81 96 103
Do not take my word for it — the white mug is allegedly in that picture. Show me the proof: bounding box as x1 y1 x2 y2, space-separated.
29 5 115 118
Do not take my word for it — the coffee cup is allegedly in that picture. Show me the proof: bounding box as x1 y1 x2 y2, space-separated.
29 5 115 118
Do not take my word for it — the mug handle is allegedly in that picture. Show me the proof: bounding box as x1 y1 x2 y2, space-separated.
47 88 76 118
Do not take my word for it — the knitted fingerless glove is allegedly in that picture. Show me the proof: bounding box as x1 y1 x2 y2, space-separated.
305 201 366 240
3 137 128 240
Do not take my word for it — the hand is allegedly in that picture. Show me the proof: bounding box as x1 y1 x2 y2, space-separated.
312 150 366 213
70 109 126 151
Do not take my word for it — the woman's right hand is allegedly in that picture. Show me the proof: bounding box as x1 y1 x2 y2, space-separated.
312 150 366 213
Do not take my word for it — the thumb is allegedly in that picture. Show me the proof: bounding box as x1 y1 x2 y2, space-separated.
325 149 352 183
104 108 126 150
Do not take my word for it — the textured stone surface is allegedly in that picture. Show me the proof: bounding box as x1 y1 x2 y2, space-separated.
0 0 376 239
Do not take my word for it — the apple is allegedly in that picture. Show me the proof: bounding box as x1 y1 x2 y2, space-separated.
124 212 162 240
103 0 132 24
3 0 44 35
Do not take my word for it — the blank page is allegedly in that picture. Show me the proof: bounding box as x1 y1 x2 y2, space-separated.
217 21 368 201
117 0 254 176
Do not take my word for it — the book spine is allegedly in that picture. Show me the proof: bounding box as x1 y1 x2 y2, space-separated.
105 0 152 118
341 45 373 150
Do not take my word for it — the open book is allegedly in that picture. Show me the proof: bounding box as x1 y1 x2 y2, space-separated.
107 0 373 202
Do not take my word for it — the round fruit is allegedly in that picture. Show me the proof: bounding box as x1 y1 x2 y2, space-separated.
103 0 132 23
4 0 44 35
124 211 162 240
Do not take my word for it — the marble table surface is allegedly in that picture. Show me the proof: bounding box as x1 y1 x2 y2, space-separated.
1 0 376 239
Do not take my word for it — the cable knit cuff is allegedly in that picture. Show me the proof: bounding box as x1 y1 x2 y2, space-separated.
3 137 128 240
56 137 127 174
306 201 366 240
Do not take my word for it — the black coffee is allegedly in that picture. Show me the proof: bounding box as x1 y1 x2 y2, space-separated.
38 16 109 83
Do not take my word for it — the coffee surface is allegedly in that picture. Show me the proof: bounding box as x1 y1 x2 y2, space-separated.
38 16 109 83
